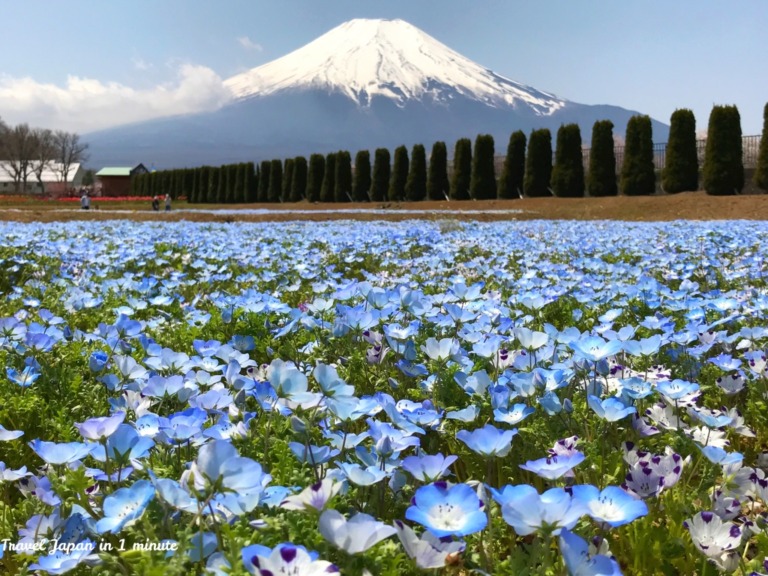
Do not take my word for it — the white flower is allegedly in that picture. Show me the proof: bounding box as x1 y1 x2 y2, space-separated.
280 479 342 512
684 511 742 558
318 510 396 554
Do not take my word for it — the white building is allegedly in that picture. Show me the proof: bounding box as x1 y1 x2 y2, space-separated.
0 162 84 194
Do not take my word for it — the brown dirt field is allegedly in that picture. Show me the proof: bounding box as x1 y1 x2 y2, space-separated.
1 191 767 224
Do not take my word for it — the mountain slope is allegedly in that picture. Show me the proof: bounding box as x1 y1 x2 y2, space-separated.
86 18 669 168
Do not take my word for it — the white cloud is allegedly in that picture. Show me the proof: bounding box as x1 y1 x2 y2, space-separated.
131 57 152 71
237 36 263 52
0 63 233 133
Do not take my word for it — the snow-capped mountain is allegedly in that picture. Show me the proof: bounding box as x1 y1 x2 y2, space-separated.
225 19 565 115
86 18 668 168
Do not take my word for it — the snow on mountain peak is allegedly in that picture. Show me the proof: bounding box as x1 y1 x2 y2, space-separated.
224 18 566 115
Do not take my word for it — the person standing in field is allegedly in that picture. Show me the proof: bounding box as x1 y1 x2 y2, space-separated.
164 193 172 212
152 195 160 211
80 192 90 210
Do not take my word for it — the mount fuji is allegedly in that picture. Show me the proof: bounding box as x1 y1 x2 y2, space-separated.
86 18 668 168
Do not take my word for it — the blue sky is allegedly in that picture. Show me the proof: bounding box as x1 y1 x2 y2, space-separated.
1 0 766 136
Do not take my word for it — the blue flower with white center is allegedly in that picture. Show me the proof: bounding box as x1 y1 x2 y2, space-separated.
656 379 700 401
337 462 388 486
74 411 125 441
280 478 342 512
708 353 742 371
289 442 339 465
29 440 93 466
698 445 744 467
402 453 458 483
0 424 23 441
571 485 648 528
569 336 623 363
29 540 97 575
6 365 40 388
456 424 518 458
90 424 154 466
559 528 622 576
319 510 397 554
500 485 586 536
241 543 339 576
96 479 155 534
587 396 636 422
405 481 487 537
394 520 465 570
520 453 586 480
493 403 535 426
422 337 460 361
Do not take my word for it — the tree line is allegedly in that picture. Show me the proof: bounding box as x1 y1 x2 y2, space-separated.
0 118 89 193
96 102 768 202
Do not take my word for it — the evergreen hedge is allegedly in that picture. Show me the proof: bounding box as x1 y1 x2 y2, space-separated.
754 103 768 191
551 124 585 197
282 158 294 203
307 154 324 203
257 161 270 202
498 131 526 199
291 157 307 202
389 145 409 202
352 150 371 201
703 105 743 195
470 134 496 200
524 129 552 197
320 153 336 202
620 115 655 196
268 159 282 203
427 141 449 201
588 120 617 197
450 138 472 200
335 150 352 202
662 109 698 193
371 148 390 202
405 144 427 201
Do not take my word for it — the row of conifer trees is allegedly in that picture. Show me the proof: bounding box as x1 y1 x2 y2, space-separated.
134 102 768 201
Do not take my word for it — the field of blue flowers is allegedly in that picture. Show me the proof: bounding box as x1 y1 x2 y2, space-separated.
1 218 767 576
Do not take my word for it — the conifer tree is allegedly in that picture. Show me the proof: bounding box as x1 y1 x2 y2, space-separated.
352 150 371 201
498 131 526 199
307 154 325 203
208 167 219 204
233 163 245 203
320 153 336 202
389 145 409 201
551 124 585 197
524 129 553 197
258 161 270 202
663 109 698 193
620 115 656 196
215 165 227 203
291 156 308 202
756 103 768 191
405 143 427 201
282 158 294 202
268 159 283 202
246 162 257 202
588 120 617 197
335 150 352 202
450 138 472 200
470 134 496 199
371 148 390 202
426 141 449 201
703 105 744 195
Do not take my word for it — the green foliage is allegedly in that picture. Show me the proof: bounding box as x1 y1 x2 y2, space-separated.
258 160 271 202
755 102 768 190
551 123 585 197
371 148 390 202
245 161 257 202
268 159 282 203
524 128 552 197
208 166 220 204
306 154 325 203
282 158 294 203
426 141 449 200
498 131 526 199
620 115 656 196
450 138 472 200
703 105 744 195
389 145 409 202
233 163 246 203
352 150 371 201
663 109 699 193
588 120 617 197
334 150 352 202
320 152 336 203
470 134 496 200
290 156 307 202
404 143 427 201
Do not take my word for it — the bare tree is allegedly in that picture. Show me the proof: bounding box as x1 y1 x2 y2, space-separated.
0 123 36 193
31 128 56 195
53 130 89 191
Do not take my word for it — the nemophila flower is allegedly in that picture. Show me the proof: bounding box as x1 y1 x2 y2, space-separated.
456 424 518 458
88 350 109 372
394 520 465 569
74 411 125 441
0 461 30 482
158 407 207 444
494 403 535 426
687 406 733 428
28 540 97 575
645 403 683 431
743 350 767 376
684 511 742 558
289 442 339 466
520 453 586 480
715 372 746 395
29 439 93 466
623 334 662 357
90 424 154 467
191 440 271 511
96 480 155 534
337 462 388 486
559 528 622 576
587 395 636 422
422 337 460 361
280 479 342 512
446 405 479 422
319 510 397 554
500 485 586 536
539 391 564 415
406 481 486 537
617 377 653 401
151 475 198 513
656 379 700 401
571 485 648 528
0 424 23 441
241 543 339 576
402 453 458 483
698 445 744 467
6 365 40 387
708 353 742 371
569 336 623 363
